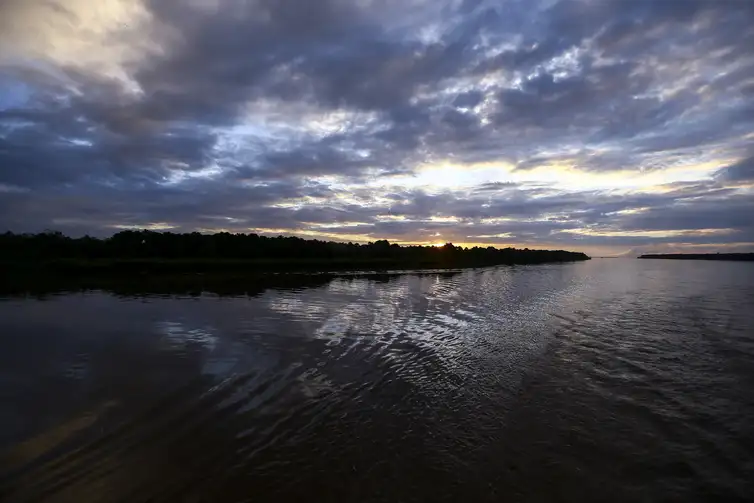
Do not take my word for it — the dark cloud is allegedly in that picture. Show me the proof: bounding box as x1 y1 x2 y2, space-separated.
452 90 484 109
135 0 368 124
715 156 754 183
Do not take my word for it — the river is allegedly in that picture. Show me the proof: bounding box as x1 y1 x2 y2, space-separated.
1 258 753 502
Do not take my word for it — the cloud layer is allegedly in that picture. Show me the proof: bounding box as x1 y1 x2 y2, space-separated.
1 0 753 255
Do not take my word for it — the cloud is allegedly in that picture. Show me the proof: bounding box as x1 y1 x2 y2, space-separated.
715 156 754 183
0 0 752 254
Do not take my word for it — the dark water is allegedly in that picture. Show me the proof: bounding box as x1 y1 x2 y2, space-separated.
1 259 753 502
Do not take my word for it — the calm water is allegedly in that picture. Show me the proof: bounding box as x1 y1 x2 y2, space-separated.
1 259 753 502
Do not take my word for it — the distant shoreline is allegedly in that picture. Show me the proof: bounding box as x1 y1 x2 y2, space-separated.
0 256 591 297
638 253 754 262
1 255 589 273
0 230 590 276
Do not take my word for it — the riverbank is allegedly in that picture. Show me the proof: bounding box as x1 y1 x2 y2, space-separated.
0 231 590 284
0 253 589 296
639 253 754 262
1 253 589 274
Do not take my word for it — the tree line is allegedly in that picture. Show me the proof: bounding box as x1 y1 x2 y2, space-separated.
639 253 754 262
0 230 589 269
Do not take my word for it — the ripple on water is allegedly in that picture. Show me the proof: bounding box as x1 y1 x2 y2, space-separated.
1 260 753 502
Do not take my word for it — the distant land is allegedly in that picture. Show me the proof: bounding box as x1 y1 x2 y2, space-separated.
0 230 590 277
639 253 754 262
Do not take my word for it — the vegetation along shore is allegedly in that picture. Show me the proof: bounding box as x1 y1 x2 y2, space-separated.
639 253 754 262
1 231 590 278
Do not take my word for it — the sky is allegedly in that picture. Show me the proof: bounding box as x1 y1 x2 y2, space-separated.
0 0 753 256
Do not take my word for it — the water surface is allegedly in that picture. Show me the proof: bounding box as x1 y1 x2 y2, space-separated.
1 259 753 502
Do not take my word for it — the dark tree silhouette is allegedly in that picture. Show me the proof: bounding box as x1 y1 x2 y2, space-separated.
0 230 590 274
639 253 753 262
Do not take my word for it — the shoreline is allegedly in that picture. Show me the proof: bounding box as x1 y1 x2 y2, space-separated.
638 253 754 262
1 254 589 273
0 258 589 296
0 231 590 295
